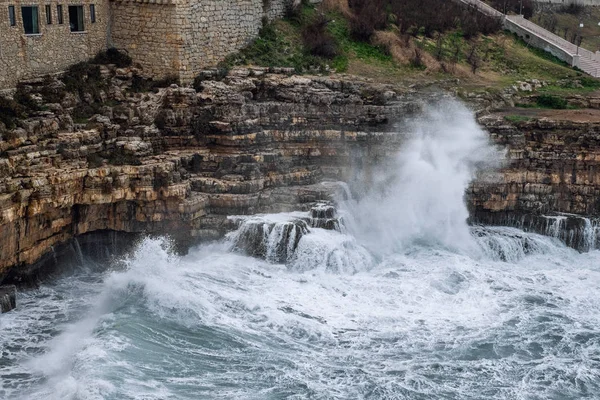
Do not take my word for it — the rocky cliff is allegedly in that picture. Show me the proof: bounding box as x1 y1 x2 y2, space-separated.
471 112 600 249
2 66 600 283
0 67 433 283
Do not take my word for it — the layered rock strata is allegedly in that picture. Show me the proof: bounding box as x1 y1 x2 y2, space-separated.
0 68 430 282
470 114 600 248
4 67 600 283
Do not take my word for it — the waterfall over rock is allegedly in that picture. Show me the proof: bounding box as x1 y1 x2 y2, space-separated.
229 215 309 263
228 203 345 263
0 285 16 313
227 203 372 272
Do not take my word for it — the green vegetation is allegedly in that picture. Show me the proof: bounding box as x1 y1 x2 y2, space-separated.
215 0 600 94
92 48 133 68
219 2 406 74
532 5 600 53
504 115 531 123
536 94 568 109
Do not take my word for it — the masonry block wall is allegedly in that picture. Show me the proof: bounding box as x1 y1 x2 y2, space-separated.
111 0 320 83
0 0 321 88
0 0 108 89
109 0 185 80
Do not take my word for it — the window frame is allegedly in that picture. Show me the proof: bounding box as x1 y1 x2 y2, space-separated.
89 4 95 23
57 4 63 24
8 5 16 27
21 5 40 35
45 4 51 24
68 4 85 32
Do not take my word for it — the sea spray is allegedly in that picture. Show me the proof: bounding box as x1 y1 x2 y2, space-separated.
343 101 503 255
5 101 600 400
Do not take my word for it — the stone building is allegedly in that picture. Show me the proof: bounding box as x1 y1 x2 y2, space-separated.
0 0 318 89
0 0 109 88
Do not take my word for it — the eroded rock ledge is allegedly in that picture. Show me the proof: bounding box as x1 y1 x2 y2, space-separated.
3 67 600 282
471 113 600 248
0 68 437 282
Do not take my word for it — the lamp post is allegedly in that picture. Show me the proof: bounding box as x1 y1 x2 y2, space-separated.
520 0 523 16
577 22 584 56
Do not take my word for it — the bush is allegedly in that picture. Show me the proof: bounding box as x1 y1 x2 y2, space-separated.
92 48 132 68
347 0 387 41
536 94 567 109
40 75 67 104
63 62 106 101
284 0 305 23
13 83 41 112
0 96 26 130
302 14 339 59
409 48 425 69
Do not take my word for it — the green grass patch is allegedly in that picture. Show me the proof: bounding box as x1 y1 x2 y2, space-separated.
504 115 531 123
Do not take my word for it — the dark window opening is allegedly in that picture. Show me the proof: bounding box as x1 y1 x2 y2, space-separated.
45 4 51 24
8 5 16 26
57 4 63 24
21 6 40 34
68 5 84 32
89 4 95 23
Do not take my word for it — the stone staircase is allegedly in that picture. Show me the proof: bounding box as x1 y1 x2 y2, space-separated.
461 0 600 77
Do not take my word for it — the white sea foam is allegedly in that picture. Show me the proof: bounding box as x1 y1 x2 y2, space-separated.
343 101 503 256
3 101 600 399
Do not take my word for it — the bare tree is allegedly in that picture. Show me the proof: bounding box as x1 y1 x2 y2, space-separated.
467 41 481 74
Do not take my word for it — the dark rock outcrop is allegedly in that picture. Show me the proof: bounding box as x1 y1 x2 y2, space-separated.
0 285 16 312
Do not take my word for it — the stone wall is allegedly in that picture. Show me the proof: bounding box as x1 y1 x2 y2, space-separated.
111 0 320 82
503 17 575 66
0 0 108 88
110 0 186 80
1 0 321 88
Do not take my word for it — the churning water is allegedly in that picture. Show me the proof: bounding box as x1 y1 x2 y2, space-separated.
3 102 600 399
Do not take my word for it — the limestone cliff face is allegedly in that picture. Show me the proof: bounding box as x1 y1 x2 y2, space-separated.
3 67 600 282
470 114 600 248
0 68 429 282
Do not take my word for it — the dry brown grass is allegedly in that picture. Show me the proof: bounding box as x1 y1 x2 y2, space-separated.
371 31 441 72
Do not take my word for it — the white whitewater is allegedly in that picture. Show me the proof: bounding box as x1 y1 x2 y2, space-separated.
343 101 503 256
2 101 600 400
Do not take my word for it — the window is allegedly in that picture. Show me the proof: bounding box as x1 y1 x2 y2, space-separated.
45 4 51 24
8 6 16 26
68 5 84 32
89 4 95 23
21 6 40 34
57 5 63 24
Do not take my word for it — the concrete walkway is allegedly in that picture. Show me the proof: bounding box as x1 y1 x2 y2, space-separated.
461 0 600 77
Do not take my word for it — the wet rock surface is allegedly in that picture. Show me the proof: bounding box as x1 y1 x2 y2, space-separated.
0 69 432 282
0 285 16 313
4 67 600 281
471 114 600 246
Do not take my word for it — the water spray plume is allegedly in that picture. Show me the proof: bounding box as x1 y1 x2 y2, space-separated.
344 100 503 255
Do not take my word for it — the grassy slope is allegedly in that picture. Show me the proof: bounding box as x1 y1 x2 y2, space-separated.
222 3 600 98
531 6 600 53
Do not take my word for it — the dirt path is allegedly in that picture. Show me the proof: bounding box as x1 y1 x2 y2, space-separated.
495 108 600 123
